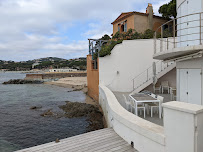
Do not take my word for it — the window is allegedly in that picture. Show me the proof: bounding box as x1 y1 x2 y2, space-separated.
124 23 127 32
121 25 124 32
118 26 120 32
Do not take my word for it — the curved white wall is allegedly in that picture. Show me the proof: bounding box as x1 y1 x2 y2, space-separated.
99 85 165 152
177 0 203 47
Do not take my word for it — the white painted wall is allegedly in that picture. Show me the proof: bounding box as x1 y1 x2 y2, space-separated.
99 85 165 152
163 101 203 152
100 84 203 152
177 0 203 47
99 39 158 92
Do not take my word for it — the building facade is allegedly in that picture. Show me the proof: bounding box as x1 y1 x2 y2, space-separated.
49 68 77 73
153 0 203 105
111 3 171 36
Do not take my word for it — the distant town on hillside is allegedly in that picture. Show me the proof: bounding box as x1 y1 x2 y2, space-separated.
0 57 86 71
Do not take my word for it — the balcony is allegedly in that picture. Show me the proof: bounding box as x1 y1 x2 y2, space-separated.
153 12 203 61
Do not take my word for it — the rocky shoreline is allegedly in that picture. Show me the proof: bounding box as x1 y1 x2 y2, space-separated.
2 79 43 84
5 76 106 132
59 101 104 131
33 101 104 132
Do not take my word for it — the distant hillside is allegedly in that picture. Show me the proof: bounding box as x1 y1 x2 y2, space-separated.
31 57 67 62
0 57 86 71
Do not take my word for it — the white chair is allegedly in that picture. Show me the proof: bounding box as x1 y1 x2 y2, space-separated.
128 95 146 118
154 84 161 93
148 95 164 117
123 94 132 112
170 87 177 100
145 93 157 115
161 81 169 94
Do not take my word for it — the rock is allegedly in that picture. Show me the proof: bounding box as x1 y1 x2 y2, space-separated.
40 109 54 117
59 101 104 132
55 138 60 143
72 88 83 91
30 106 42 110
2 79 43 85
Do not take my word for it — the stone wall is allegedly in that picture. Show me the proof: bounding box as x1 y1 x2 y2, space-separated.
25 72 87 80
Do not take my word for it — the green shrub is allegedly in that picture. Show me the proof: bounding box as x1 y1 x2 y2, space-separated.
98 40 123 58
94 29 157 59
112 32 123 40
163 28 173 38
142 29 154 39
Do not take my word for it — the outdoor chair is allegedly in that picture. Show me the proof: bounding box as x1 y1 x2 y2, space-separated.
154 84 161 93
148 95 164 117
161 81 169 94
170 87 177 100
123 94 132 112
144 93 157 115
128 94 146 118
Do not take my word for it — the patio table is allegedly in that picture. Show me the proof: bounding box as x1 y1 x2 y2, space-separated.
129 93 162 119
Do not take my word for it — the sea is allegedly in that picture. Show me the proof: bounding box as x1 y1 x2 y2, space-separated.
0 72 88 152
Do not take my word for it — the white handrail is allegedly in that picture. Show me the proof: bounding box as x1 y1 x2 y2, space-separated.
132 61 174 91
154 12 203 54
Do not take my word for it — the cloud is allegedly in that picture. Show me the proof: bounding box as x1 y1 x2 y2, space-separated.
0 0 169 61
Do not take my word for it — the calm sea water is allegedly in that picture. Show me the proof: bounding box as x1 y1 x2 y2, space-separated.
0 72 88 152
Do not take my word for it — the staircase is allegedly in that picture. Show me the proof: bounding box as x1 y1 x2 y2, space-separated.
131 61 176 94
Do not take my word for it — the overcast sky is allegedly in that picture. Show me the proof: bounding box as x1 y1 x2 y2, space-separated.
0 0 171 61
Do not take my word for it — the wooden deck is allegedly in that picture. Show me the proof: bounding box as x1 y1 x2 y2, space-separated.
16 128 138 152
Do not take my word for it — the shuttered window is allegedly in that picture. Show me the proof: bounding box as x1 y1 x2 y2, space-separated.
124 23 127 32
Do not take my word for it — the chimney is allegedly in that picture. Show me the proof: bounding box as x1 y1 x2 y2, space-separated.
146 3 153 30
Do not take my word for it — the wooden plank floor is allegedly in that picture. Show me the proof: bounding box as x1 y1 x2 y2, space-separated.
16 128 138 152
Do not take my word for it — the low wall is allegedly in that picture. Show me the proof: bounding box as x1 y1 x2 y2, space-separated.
25 72 87 80
99 85 165 152
25 74 43 80
100 84 203 152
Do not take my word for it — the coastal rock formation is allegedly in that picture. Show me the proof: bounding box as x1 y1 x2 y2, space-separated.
30 106 42 110
59 101 104 131
3 79 43 84
40 109 55 117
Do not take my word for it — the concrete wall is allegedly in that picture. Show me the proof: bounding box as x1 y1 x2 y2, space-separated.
87 55 99 101
99 39 158 92
163 101 203 152
25 72 86 80
134 14 148 33
99 85 165 152
100 84 203 152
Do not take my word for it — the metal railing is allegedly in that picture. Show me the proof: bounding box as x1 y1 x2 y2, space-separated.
132 60 174 91
154 12 203 54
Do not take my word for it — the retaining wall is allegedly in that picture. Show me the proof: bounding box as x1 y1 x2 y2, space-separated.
25 72 87 80
99 84 203 152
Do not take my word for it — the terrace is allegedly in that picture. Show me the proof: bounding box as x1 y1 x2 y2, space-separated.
113 91 172 126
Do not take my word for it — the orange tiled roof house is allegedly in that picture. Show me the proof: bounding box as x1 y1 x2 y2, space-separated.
111 3 171 36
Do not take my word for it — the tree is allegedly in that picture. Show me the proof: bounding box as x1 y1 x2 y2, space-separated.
159 0 176 18
100 34 111 40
